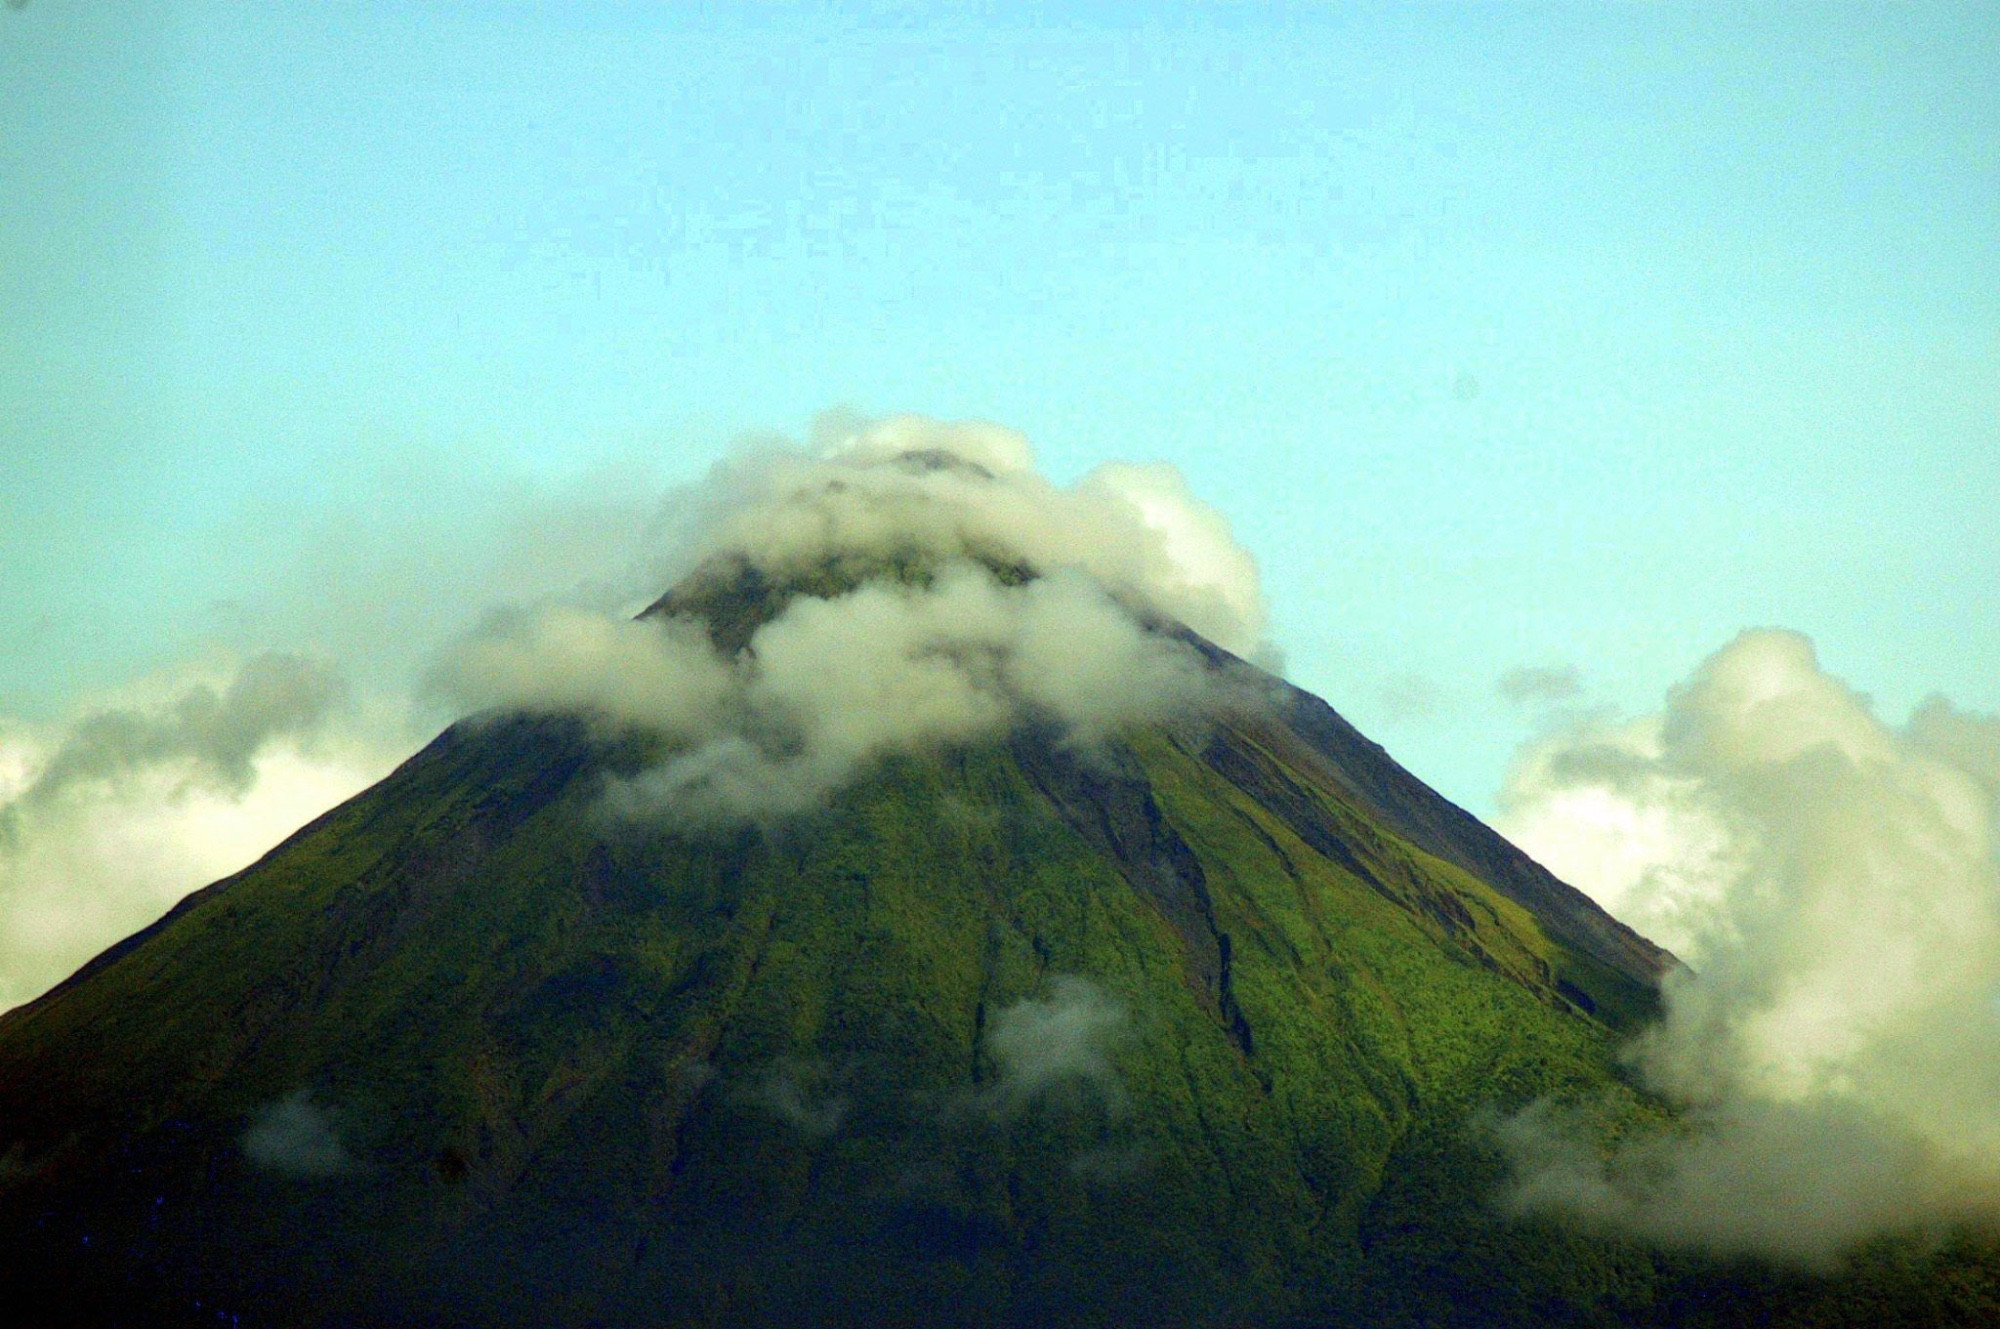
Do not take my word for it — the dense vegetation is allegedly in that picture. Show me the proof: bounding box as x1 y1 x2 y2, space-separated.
2 639 1995 1324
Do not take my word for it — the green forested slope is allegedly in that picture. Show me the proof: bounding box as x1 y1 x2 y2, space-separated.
1 697 1994 1326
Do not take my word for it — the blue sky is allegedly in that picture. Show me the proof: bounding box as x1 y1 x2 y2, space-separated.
5 0 1996 815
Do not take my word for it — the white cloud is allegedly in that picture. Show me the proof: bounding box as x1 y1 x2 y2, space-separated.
429 605 734 739
1495 629 2000 1263
1496 713 1739 958
680 414 1268 657
570 561 1217 825
0 656 405 1013
441 415 1249 825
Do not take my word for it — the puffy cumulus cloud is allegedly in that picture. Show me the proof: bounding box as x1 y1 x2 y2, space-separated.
981 975 1130 1115
1494 713 1738 959
242 1090 352 1177
0 655 405 1012
1492 1095 1993 1267
440 414 1248 825
675 413 1268 658
1493 629 2000 1264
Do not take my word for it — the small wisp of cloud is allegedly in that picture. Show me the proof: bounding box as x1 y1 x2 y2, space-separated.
15 653 346 805
1375 671 1448 725
740 1057 851 1137
978 975 1130 1117
242 1090 352 1178
1497 663 1583 708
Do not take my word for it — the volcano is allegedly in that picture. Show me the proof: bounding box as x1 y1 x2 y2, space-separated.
2 426 1990 1327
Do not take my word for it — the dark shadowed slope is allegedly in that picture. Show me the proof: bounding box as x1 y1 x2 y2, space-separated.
1266 675 1671 992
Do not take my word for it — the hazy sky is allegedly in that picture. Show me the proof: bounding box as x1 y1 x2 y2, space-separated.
6 0 1996 816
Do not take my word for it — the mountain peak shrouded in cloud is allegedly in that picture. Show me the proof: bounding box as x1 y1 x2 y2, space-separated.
1497 628 2000 1263
436 414 1270 825
3 414 1267 1012
671 412 1268 658
0 412 1714 1324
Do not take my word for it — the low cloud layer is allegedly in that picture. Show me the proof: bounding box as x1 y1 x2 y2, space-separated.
1495 629 2000 1263
437 416 1257 824
0 656 402 1012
